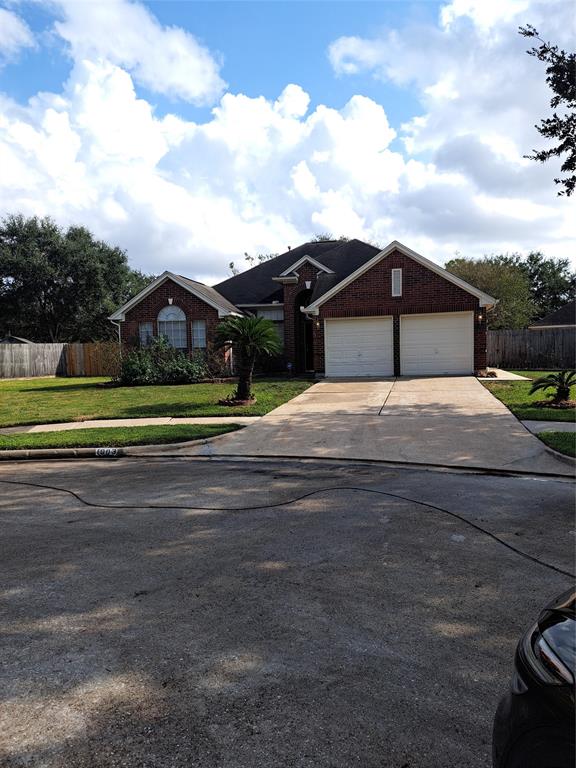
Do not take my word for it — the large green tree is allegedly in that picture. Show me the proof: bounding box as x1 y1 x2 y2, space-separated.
446 251 575 328
0 214 154 342
445 255 536 329
519 250 575 320
519 25 576 196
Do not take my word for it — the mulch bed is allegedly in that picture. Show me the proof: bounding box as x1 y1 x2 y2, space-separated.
533 400 576 410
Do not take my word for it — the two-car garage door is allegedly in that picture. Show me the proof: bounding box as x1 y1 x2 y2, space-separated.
324 312 474 377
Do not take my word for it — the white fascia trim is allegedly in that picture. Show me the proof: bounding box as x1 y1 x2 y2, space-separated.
302 240 497 312
108 271 239 321
272 275 298 284
279 255 334 277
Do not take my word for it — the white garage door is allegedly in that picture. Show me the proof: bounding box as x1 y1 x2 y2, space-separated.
400 312 474 375
325 317 394 377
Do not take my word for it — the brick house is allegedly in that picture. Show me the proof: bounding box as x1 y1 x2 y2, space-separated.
109 239 496 377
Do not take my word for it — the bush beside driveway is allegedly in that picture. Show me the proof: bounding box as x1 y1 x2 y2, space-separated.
483 370 576 423
0 377 313 428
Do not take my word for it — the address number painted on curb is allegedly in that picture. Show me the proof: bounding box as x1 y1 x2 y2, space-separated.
95 447 119 458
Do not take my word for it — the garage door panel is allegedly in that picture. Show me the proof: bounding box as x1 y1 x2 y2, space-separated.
325 317 394 377
400 312 474 376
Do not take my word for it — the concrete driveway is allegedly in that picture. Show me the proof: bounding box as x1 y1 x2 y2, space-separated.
0 457 573 767
188 377 571 475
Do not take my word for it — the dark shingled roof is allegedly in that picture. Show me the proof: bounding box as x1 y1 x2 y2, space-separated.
0 335 33 344
530 299 576 327
213 239 380 306
177 274 240 315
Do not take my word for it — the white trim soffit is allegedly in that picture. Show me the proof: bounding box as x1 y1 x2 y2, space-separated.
278 255 334 277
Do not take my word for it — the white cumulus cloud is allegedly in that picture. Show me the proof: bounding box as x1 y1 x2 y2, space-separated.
0 8 35 62
0 0 574 285
54 0 225 104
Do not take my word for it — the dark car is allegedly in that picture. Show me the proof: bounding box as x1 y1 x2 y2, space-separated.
493 589 575 768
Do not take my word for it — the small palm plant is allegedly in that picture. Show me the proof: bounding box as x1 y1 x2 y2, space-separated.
529 370 576 403
215 315 281 402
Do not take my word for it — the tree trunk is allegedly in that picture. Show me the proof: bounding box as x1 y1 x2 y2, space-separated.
554 385 570 402
235 354 255 400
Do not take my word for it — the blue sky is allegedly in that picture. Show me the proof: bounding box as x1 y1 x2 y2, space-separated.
0 0 573 281
3 1 428 125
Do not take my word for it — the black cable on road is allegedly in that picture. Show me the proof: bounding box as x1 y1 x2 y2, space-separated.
1 478 574 580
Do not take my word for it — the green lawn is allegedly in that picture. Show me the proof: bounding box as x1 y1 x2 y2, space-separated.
0 377 313 428
0 423 242 451
484 370 576 422
537 431 576 458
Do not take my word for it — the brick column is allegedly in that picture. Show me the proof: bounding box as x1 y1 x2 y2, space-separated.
474 311 487 371
313 316 325 373
393 315 401 376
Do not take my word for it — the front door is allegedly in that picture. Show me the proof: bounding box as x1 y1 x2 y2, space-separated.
295 289 313 373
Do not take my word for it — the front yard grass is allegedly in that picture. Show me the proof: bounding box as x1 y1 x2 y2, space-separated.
0 377 313 428
484 370 576 422
0 423 242 451
537 431 576 458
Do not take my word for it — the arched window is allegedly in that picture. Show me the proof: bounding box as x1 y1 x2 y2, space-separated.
157 305 187 349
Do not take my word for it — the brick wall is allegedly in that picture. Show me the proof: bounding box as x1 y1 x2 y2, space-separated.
282 262 321 370
121 278 220 353
312 250 486 373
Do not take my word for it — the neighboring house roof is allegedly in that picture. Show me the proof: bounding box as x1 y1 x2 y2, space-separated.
0 335 33 344
529 299 576 329
108 271 240 321
214 239 380 306
302 240 498 314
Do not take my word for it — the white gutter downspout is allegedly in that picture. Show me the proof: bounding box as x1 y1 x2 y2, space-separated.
109 320 122 356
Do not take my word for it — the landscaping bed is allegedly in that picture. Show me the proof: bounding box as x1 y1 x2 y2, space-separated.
0 423 242 451
484 370 576 422
0 377 313 428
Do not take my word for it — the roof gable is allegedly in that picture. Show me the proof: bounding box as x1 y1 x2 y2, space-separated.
109 272 240 321
278 255 335 277
303 240 497 313
214 239 379 306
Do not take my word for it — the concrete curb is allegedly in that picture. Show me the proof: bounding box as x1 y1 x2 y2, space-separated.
540 443 576 468
3 440 574 480
180 452 575 479
0 429 242 463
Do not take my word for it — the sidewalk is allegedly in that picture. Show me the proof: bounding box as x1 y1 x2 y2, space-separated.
522 420 576 434
0 416 260 436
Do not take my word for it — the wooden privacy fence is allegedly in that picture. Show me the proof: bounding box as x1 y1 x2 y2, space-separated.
0 342 121 379
65 342 121 377
487 328 576 370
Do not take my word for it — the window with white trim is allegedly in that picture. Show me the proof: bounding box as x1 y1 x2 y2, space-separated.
391 268 402 297
157 305 187 349
139 322 154 347
256 307 284 321
191 319 207 350
257 308 284 350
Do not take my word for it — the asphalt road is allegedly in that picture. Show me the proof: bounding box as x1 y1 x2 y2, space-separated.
1 457 574 768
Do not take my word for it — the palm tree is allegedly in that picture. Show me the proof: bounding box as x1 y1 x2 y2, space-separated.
215 315 282 401
529 370 576 403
